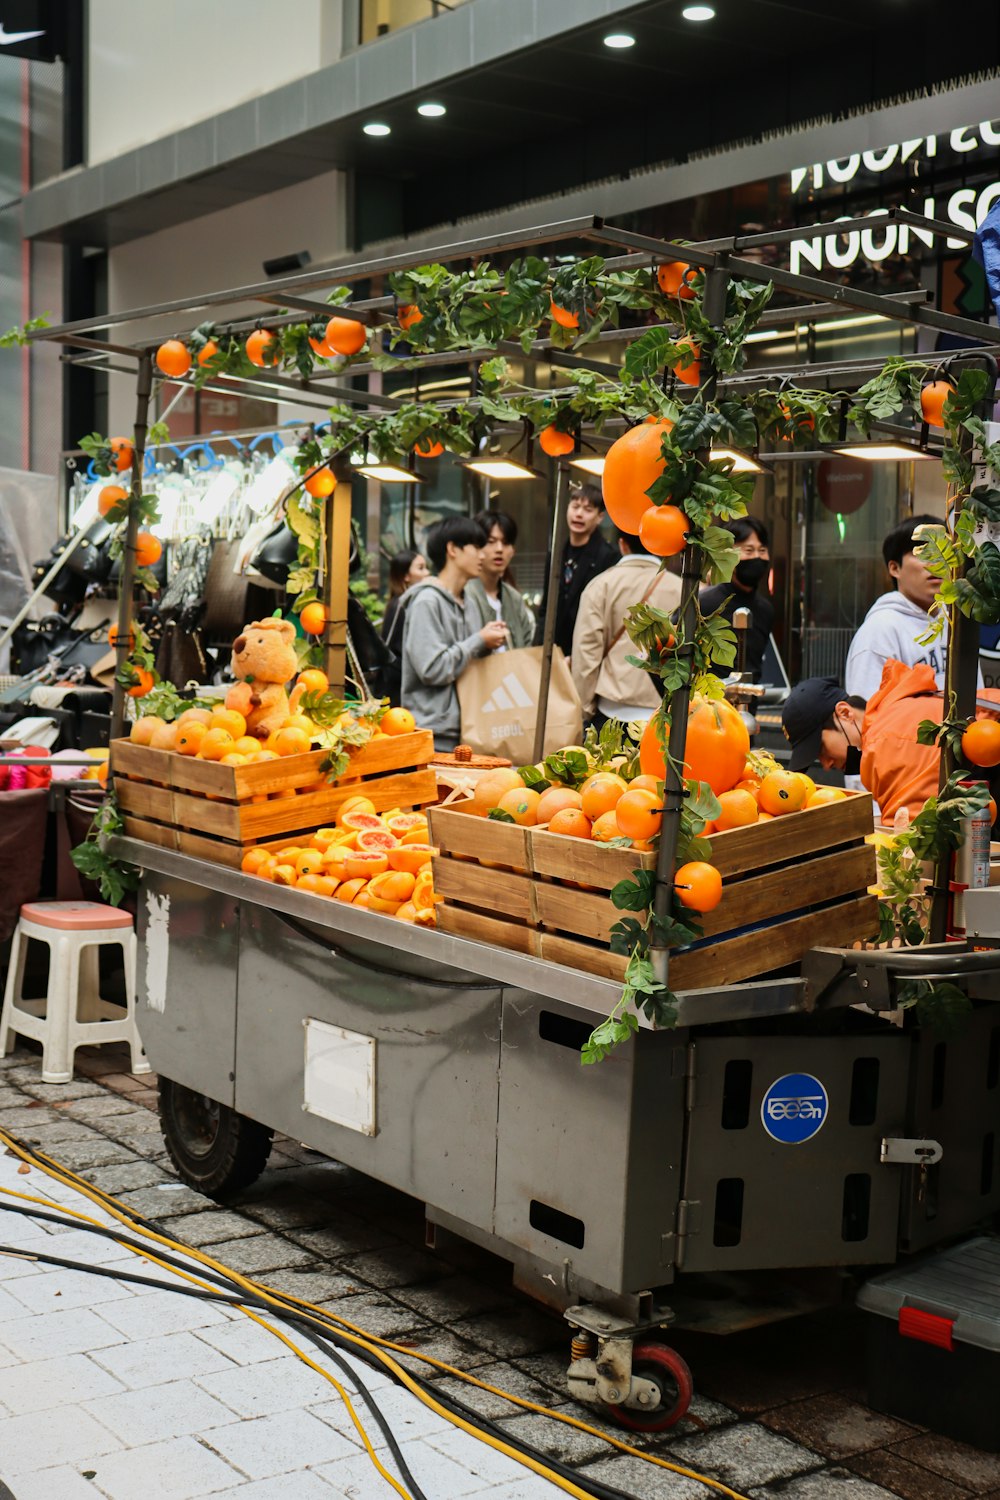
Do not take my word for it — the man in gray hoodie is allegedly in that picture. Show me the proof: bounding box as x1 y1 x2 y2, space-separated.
844 513 947 700
401 516 507 750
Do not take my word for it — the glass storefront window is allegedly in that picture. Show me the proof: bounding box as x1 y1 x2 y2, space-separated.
359 0 470 46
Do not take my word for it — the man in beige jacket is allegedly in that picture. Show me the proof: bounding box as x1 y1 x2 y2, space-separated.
571 530 682 730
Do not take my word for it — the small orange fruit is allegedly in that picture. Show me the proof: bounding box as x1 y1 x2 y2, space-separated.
299 601 328 636
233 736 260 757
580 772 628 821
549 299 579 329
135 532 162 568
414 437 443 458
497 787 540 825
397 303 423 331
387 843 435 873
920 380 955 429
304 467 335 498
628 774 661 795
615 787 663 842
639 504 690 558
962 719 1000 768
197 339 220 367
149 721 177 752
210 707 247 739
591 810 621 843
176 721 208 756
806 787 847 808
324 316 367 356
246 328 279 367
155 339 191 378
109 437 134 472
656 260 696 299
673 336 701 387
369 870 416 904
296 669 329 696
198 727 235 761
295 850 325 878
129 714 162 745
674 861 723 912
758 770 807 816
241 848 271 875
539 425 575 458
126 667 155 700
344 850 389 880
271 726 311 757
271 864 298 887
177 707 212 727
536 786 583 824
715 788 760 830
98 484 129 517
380 706 416 736
547 807 593 839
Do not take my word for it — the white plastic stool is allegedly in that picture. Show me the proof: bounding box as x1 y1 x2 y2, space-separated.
0 901 150 1084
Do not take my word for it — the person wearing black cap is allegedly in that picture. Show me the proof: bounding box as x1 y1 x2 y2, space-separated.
783 678 867 777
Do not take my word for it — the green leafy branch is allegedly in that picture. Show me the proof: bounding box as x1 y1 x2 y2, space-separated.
70 794 137 907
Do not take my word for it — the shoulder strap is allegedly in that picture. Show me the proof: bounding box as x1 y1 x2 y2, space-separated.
608 570 661 653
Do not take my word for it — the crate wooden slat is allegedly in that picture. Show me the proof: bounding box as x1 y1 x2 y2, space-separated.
432 858 536 923
530 828 655 889
437 905 541 958
425 806 532 871
707 793 874 877
697 843 876 940
669 895 880 991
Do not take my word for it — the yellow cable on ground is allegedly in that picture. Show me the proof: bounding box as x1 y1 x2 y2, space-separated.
0 1127 751 1500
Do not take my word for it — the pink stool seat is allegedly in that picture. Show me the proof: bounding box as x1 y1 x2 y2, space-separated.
20 901 133 932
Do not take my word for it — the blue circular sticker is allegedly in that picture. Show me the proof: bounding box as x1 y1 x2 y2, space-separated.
761 1072 829 1144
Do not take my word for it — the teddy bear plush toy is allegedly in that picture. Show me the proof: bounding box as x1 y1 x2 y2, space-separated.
226 617 299 739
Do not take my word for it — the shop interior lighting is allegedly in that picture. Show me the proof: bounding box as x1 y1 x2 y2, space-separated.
603 31 635 48
243 452 298 513
458 457 541 481
417 102 446 118
831 441 935 462
681 4 716 19
357 463 424 483
746 314 887 344
569 455 607 476
71 481 104 531
363 122 391 137
712 447 764 474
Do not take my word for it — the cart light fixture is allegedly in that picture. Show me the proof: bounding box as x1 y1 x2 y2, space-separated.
831 442 935 462
363 122 391 137
603 31 635 48
417 102 446 118
569 455 607 476
357 463 424 483
458 457 542 481
712 447 764 474
681 5 716 20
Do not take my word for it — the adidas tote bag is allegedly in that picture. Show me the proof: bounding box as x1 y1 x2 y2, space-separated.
456 645 582 764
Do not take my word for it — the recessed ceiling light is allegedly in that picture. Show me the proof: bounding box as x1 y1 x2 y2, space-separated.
603 31 635 48
417 102 446 118
363 122 391 137
681 5 715 19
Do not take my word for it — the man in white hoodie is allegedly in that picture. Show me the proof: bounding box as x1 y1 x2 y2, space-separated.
844 514 946 701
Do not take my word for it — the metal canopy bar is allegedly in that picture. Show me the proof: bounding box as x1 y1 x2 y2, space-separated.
53 332 142 360
257 292 377 326
693 205 975 254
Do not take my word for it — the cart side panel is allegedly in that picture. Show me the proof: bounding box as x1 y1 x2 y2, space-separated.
677 1034 908 1272
900 1002 1000 1251
493 993 686 1295
135 871 239 1107
233 905 503 1232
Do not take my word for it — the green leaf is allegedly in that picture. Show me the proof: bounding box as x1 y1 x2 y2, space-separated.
487 807 516 823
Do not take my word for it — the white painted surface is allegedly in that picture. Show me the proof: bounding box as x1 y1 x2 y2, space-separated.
303 1019 376 1135
143 891 170 1015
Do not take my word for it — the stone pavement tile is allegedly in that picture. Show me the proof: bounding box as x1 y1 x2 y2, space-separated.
256 1264 364 1302
318 1440 487 1498
64 1095 136 1120
96 1287 230 1341
391 1273 516 1322
427 1422 555 1488
5 1265 138 1315
389 1327 499 1375
760 1392 919 1460
511 1351 574 1398
0 1351 125 1415
287 1216 401 1259
573 1454 708 1500
84 1378 237 1446
313 1382 455 1447
236 1191 336 1233
169 1208 268 1247
22 1226 135 1265
90 1329 236 1388
432 1361 564 1421
98 1106 164 1136
891 1435 1000 1492
207 1476 341 1500
102 1072 147 1093
0 1105 63 1129
467 1481 578 1500
195 1314 296 1368
196 1353 341 1418
114 1183 215 1219
848 1448 978 1500
82 1434 243 1499
9 1117 101 1145
667 1423 819 1490
37 1138 137 1170
14 1079 109 1102
749 1468 902 1500
0 1306 125 1361
3 1463 112 1499
0 1404 123 1474
450 1306 565 1361
201 1408 359 1479
130 1089 160 1111
0 1283 33 1321
496 1410 616 1466
85 1160 170 1195
326 1290 426 1339
0 1246 44 1280
198 1234 314 1275
116 1133 171 1160
336 1244 449 1290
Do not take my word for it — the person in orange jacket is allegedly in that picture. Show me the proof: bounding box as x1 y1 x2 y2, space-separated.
782 660 1000 825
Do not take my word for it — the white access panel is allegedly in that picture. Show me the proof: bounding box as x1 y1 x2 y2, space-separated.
302 1018 377 1136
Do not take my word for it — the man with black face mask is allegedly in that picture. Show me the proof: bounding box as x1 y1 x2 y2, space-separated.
699 516 773 681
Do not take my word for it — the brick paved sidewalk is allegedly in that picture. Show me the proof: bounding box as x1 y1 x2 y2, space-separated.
1 1041 998 1500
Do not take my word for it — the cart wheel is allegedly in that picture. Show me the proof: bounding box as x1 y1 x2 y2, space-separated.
602 1341 693 1433
158 1077 273 1198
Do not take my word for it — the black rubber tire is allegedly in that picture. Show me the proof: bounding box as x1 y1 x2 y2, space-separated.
602 1341 694 1433
158 1077 273 1198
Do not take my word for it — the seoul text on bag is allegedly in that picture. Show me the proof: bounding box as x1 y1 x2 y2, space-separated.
456 646 582 763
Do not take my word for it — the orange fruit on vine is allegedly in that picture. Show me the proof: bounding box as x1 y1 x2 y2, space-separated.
715 788 760 829
920 380 955 429
673 337 701 387
656 261 696 300
615 788 662 842
309 334 335 359
601 419 674 533
674 861 722 912
108 623 135 650
299 601 328 636
580 772 628 821
962 719 1000 768
536 785 583 823
758 769 807 816
549 299 579 329
305 466 335 498
639 504 690 558
109 437 134 472
397 304 423 331
539 425 575 458
155 339 191 378
296 669 329 696
98 484 128 517
197 339 220 367
381 706 416 736
547 807 593 839
135 532 162 568
246 328 279 367
324 316 367 356
126 667 155 700
640 699 749 797
497 786 540 825
414 437 443 458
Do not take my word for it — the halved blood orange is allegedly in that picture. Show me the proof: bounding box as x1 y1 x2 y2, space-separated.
387 843 435 873
384 812 427 835
400 824 432 846
356 827 398 852
339 809 383 833
344 850 389 879
337 795 376 822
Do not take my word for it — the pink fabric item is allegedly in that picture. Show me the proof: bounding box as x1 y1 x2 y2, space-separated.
20 901 133 931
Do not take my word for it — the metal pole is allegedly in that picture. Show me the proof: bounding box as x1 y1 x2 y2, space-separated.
532 462 569 765
110 352 153 741
324 471 353 697
650 261 731 988
929 356 999 942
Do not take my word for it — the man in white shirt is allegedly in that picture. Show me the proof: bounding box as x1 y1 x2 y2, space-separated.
845 513 946 700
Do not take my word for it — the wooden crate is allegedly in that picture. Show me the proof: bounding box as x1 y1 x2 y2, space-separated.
113 730 436 866
428 793 879 991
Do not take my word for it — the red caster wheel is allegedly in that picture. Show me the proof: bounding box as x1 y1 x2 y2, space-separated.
602 1341 694 1432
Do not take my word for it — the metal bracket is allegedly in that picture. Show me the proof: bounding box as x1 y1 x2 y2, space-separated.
564 1302 674 1338
880 1137 943 1166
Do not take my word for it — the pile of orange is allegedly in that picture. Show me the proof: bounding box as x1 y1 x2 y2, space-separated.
463 764 665 846
242 795 437 924
707 764 847 832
